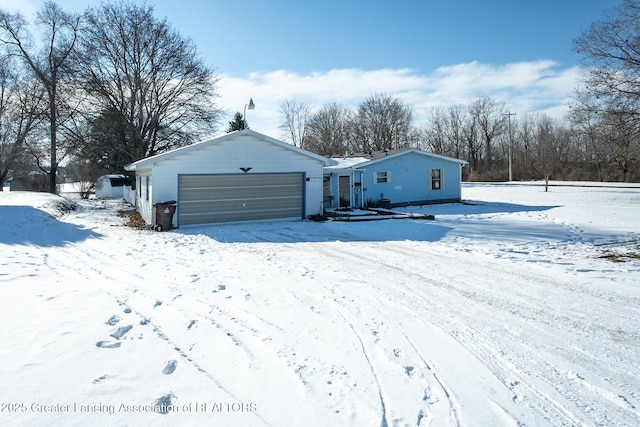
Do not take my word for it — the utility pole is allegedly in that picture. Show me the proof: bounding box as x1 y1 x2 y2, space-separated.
504 111 516 181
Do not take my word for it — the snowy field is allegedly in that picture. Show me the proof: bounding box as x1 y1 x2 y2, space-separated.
0 182 639 427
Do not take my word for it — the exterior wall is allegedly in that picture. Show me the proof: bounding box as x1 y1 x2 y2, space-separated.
135 171 154 224
359 152 463 206
145 136 325 227
123 186 136 206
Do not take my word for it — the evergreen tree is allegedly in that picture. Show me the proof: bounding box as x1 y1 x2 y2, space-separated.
227 112 247 132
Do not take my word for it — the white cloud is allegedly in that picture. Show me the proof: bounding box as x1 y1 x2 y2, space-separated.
217 61 584 139
0 0 38 17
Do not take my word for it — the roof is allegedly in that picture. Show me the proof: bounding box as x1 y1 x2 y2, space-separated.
99 174 128 179
324 156 370 172
125 129 336 171
328 149 467 170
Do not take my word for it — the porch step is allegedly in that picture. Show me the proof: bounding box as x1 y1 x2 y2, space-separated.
327 208 434 221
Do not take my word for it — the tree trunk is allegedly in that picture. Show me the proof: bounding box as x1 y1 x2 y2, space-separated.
544 174 550 192
48 90 57 194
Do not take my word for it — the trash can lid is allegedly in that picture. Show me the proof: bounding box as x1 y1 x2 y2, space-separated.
160 200 177 205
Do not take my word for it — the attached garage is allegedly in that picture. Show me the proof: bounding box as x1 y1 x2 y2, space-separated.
178 173 304 225
125 129 334 228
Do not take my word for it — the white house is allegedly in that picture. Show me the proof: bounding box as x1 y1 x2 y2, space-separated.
125 129 335 227
324 149 467 209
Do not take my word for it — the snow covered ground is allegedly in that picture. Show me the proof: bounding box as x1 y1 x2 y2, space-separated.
1 182 639 427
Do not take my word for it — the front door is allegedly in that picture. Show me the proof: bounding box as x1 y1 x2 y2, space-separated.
339 175 351 208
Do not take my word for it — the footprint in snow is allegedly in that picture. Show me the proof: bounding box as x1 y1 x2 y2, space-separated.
154 393 177 414
162 360 178 375
92 374 111 384
405 366 415 377
212 284 226 293
105 315 120 325
96 340 121 349
110 325 133 340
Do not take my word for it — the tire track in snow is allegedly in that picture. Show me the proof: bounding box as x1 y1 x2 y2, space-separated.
305 243 594 426
402 335 461 427
328 291 462 427
268 243 463 426
308 241 640 426
328 301 389 427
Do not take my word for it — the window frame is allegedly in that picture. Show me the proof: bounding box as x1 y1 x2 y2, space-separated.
429 169 443 190
374 171 390 184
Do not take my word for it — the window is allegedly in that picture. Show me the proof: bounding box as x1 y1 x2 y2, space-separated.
323 176 331 199
374 171 390 184
145 176 150 201
430 169 442 190
109 177 131 187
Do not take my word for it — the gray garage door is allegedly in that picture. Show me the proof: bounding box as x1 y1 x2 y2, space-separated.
178 173 305 225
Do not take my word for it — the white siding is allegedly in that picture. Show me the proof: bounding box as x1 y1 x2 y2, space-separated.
135 171 153 224
147 135 324 227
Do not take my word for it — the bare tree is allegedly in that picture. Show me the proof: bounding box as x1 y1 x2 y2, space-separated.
305 102 351 156
572 0 640 180
423 104 468 161
526 114 569 190
351 93 413 153
0 55 46 188
602 106 640 182
422 107 448 154
569 93 610 181
0 1 81 193
461 109 480 179
573 0 640 117
74 2 222 170
469 97 506 170
280 99 311 148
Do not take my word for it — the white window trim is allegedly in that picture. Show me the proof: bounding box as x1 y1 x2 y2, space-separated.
429 169 443 190
374 171 391 184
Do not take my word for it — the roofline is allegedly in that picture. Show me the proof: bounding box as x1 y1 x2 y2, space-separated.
125 129 335 171
328 149 468 169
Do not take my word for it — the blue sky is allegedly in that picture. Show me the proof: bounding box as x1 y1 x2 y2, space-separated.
155 0 616 75
1 0 620 138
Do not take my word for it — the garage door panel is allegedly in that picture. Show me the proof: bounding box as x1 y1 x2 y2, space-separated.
178 173 304 225
180 197 301 216
181 185 301 201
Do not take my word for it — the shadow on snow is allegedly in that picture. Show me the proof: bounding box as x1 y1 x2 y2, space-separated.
0 206 101 247
178 202 560 244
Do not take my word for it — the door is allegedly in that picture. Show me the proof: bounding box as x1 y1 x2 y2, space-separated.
178 173 304 225
339 175 351 208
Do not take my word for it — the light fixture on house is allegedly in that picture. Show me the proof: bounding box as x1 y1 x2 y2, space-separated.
243 98 255 129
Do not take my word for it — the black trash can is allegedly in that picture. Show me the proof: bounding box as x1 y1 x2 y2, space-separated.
153 200 177 231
